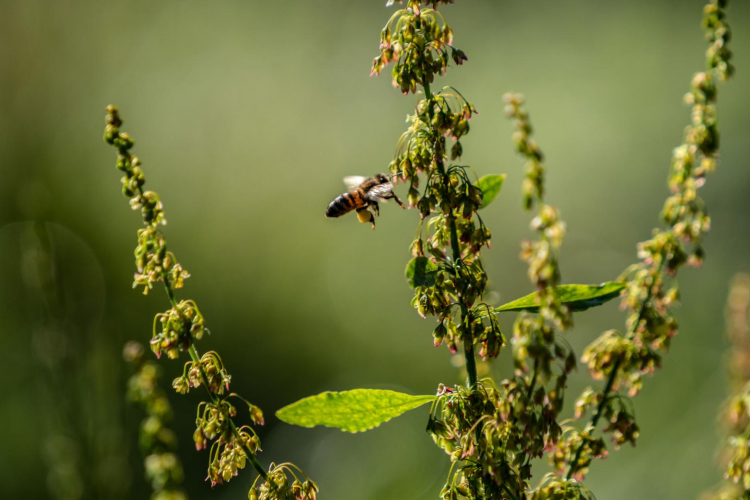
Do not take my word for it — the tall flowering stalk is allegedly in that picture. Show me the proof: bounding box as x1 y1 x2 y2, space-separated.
552 0 734 490
103 107 317 500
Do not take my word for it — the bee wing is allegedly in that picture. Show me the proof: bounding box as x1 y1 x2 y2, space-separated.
343 176 367 190
366 182 395 202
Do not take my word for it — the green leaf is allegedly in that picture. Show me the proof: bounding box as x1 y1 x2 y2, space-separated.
276 389 435 433
495 282 626 313
477 174 506 209
405 256 438 288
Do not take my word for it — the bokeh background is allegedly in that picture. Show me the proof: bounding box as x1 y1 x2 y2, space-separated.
1 0 749 498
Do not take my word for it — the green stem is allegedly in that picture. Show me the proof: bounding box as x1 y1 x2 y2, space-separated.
565 258 665 480
422 78 478 391
441 190 477 388
163 273 178 308
420 58 513 497
564 357 620 480
165 279 268 480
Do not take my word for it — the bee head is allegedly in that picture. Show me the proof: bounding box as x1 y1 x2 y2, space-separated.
375 173 390 184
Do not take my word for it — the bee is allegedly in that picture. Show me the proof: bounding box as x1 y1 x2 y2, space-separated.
325 173 405 229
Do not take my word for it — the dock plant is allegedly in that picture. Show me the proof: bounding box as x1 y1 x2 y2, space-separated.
103 108 317 500
278 1 734 499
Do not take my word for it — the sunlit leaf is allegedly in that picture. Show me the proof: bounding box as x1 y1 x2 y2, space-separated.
477 174 506 209
405 256 438 288
276 389 435 433
495 282 626 313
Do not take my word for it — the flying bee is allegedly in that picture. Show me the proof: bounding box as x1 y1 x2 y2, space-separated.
325 173 405 229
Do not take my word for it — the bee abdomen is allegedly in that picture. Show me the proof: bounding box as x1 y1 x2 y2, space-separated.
326 191 361 218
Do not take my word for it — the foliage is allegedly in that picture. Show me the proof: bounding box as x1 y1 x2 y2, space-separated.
494 283 626 313
277 390 435 433
103 108 317 499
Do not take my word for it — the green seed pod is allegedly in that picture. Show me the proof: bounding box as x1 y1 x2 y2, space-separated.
440 200 451 215
432 111 444 129
433 322 447 347
451 141 462 160
418 197 431 219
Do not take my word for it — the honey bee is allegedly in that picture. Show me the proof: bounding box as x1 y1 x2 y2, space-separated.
325 173 405 229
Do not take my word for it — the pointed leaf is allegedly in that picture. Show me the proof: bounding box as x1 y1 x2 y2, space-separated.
496 282 626 313
276 389 435 433
477 174 506 209
405 256 438 288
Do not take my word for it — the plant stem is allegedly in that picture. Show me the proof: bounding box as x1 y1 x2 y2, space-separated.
442 190 477 389
422 78 478 391
565 258 665 480
163 278 268 480
564 357 620 480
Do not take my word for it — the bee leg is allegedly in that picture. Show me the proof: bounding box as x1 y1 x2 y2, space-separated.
384 192 406 209
370 202 380 217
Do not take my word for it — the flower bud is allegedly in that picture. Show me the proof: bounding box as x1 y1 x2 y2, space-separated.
433 322 447 347
193 428 207 450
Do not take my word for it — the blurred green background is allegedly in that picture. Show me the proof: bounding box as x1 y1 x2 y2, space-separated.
1 0 749 498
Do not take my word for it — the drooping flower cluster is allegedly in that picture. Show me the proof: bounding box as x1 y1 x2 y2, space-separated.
703 274 750 500
430 368 575 499
151 300 207 360
124 342 187 500
105 107 316 499
173 351 234 396
373 1 465 94
552 0 733 487
250 464 319 500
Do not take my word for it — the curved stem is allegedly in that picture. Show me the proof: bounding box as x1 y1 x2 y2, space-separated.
422 78 478 391
565 258 665 480
163 273 178 308
163 279 267 480
187 343 268 480
564 357 620 480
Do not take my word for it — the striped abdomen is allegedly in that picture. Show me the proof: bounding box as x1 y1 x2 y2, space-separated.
326 189 365 218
